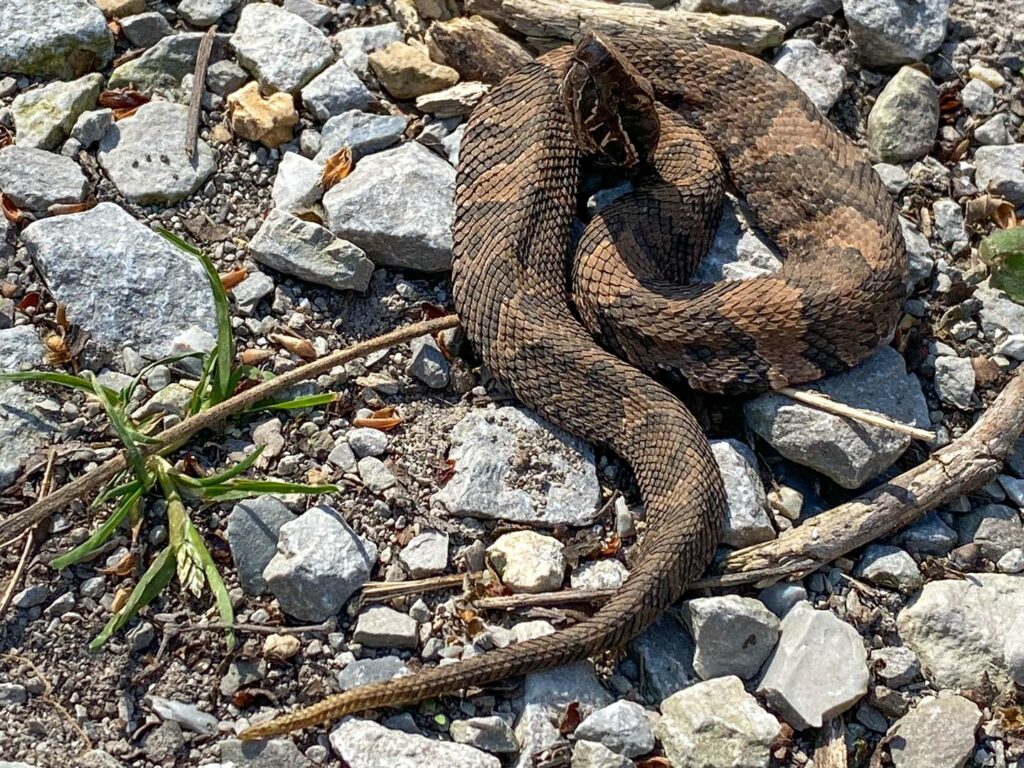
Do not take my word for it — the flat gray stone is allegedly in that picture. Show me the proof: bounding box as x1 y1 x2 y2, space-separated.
271 152 323 213
711 439 774 548
248 208 374 292
120 12 173 49
11 73 103 150
694 198 780 284
20 202 217 359
407 334 450 389
449 716 518 754
870 646 920 688
206 59 249 97
897 574 1024 690
845 0 951 66
357 456 396 493
868 67 939 163
695 0 837 30
433 405 601 526
301 60 375 123
351 606 418 649
177 0 235 26
975 114 1013 146
98 102 215 205
686 595 780 682
314 110 407 164
324 141 455 272
0 0 113 78
347 427 388 458
975 144 1024 205
263 505 378 622
0 146 87 212
854 544 923 593
772 39 845 113
0 384 56 491
571 741 632 768
758 583 807 618
756 601 869 730
956 504 1024 561
283 0 333 27
900 217 935 290
977 278 1024 340
331 719 499 768
332 23 403 77
398 530 448 578
574 700 655 758
888 694 981 768
231 2 333 94
657 676 779 768
71 108 112 148
108 33 228 93
933 355 975 409
220 739 312 768
959 78 995 114
893 512 958 555
336 656 409 690
226 497 297 595
629 614 698 702
745 346 928 489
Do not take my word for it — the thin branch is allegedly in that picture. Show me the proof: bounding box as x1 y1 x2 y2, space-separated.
361 573 473 603
777 386 935 441
185 26 217 158
0 315 461 545
164 620 335 636
473 587 616 611
1 652 93 754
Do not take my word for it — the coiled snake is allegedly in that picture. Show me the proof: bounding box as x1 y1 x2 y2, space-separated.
240 32 905 740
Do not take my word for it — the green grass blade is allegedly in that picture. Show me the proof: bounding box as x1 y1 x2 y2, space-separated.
159 229 233 404
89 545 175 650
198 479 338 501
246 392 340 413
184 519 235 651
93 477 142 507
51 487 144 570
90 373 151 489
193 446 265 487
0 370 97 394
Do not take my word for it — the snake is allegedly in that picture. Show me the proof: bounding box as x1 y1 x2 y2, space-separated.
239 32 905 741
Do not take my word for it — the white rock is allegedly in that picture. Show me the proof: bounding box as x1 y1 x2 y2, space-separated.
398 530 449 578
574 700 655 758
0 0 113 78
772 40 845 113
997 547 1024 574
685 595 780 681
231 2 333 93
301 59 376 122
571 741 632 768
711 439 774 548
487 531 564 593
357 456 396 493
896 574 1024 689
657 676 779 768
845 0 951 66
271 151 324 213
756 601 868 729
975 144 1024 205
263 505 378 621
960 78 995 114
933 356 975 409
854 544 923 592
570 559 629 591
331 719 499 768
332 22 403 77
450 716 518 753
0 146 87 212
347 427 388 458
352 606 418 649
869 646 920 688
11 73 103 150
888 694 981 768
177 0 234 26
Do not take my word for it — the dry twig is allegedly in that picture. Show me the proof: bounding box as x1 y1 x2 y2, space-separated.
1 652 93 754
777 386 935 441
185 25 217 158
0 449 56 619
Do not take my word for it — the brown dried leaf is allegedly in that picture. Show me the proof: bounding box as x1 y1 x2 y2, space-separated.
15 292 40 315
419 302 449 320
1 193 25 224
598 535 622 557
232 688 277 709
998 705 1024 735
557 701 582 736
220 267 248 291
436 458 457 485
353 405 403 431
0 127 13 150
112 106 141 121
269 333 318 361
98 551 136 576
99 88 150 111
240 348 273 366
966 195 1018 229
321 147 353 190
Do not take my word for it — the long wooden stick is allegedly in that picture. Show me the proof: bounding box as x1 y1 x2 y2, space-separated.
466 0 786 54
0 316 460 544
185 26 217 158
777 386 935 441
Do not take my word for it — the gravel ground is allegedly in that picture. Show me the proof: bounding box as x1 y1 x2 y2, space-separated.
1 0 1023 767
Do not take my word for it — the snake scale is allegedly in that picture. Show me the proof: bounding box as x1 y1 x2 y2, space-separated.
240 33 905 740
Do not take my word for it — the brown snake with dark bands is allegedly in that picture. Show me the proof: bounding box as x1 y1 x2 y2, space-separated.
239 33 905 741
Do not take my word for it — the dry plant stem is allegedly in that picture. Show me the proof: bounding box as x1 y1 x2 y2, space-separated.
2 652 93 753
185 25 217 157
0 450 56 618
474 587 617 611
466 0 786 54
0 315 461 544
361 573 472 602
165 620 335 636
719 369 1024 584
814 717 849 768
777 386 935 441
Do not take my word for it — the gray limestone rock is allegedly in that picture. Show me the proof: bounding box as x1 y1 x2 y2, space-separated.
231 2 333 94
975 144 1024 205
314 110 408 163
226 497 297 595
263 505 378 621
629 614 699 702
108 33 228 93
745 346 928 488
433 406 601 526
98 102 215 205
398 530 449 578
695 0 837 30
248 208 374 292
0 146 87 212
407 334 450 389
574 700 655 758
330 719 500 768
11 73 103 150
177 0 235 27
332 23 403 77
867 67 939 163
0 0 113 78
685 595 780 681
449 716 518 754
756 601 869 730
772 39 845 113
711 439 774 548
337 656 410 690
854 545 924 593
845 0 951 66
20 202 217 359
887 695 981 768
119 12 173 49
324 141 455 272
352 606 418 649
301 60 376 122
956 504 1024 561
933 356 975 409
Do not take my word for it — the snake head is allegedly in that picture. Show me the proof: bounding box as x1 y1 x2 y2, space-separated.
560 31 660 169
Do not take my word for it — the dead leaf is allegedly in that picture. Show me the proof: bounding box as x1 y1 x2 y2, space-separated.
321 146 352 190
98 551 136 576
353 405 403 431
557 701 582 736
240 348 273 366
966 194 1017 229
1 193 26 224
220 267 248 291
419 302 449 320
436 458 457 485
232 688 277 709
459 609 486 639
997 705 1024 735
15 292 40 315
48 200 95 216
112 106 141 121
99 88 150 111
0 127 12 150
598 535 622 557
269 333 318 361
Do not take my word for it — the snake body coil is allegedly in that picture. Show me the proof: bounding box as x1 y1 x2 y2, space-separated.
239 33 905 740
